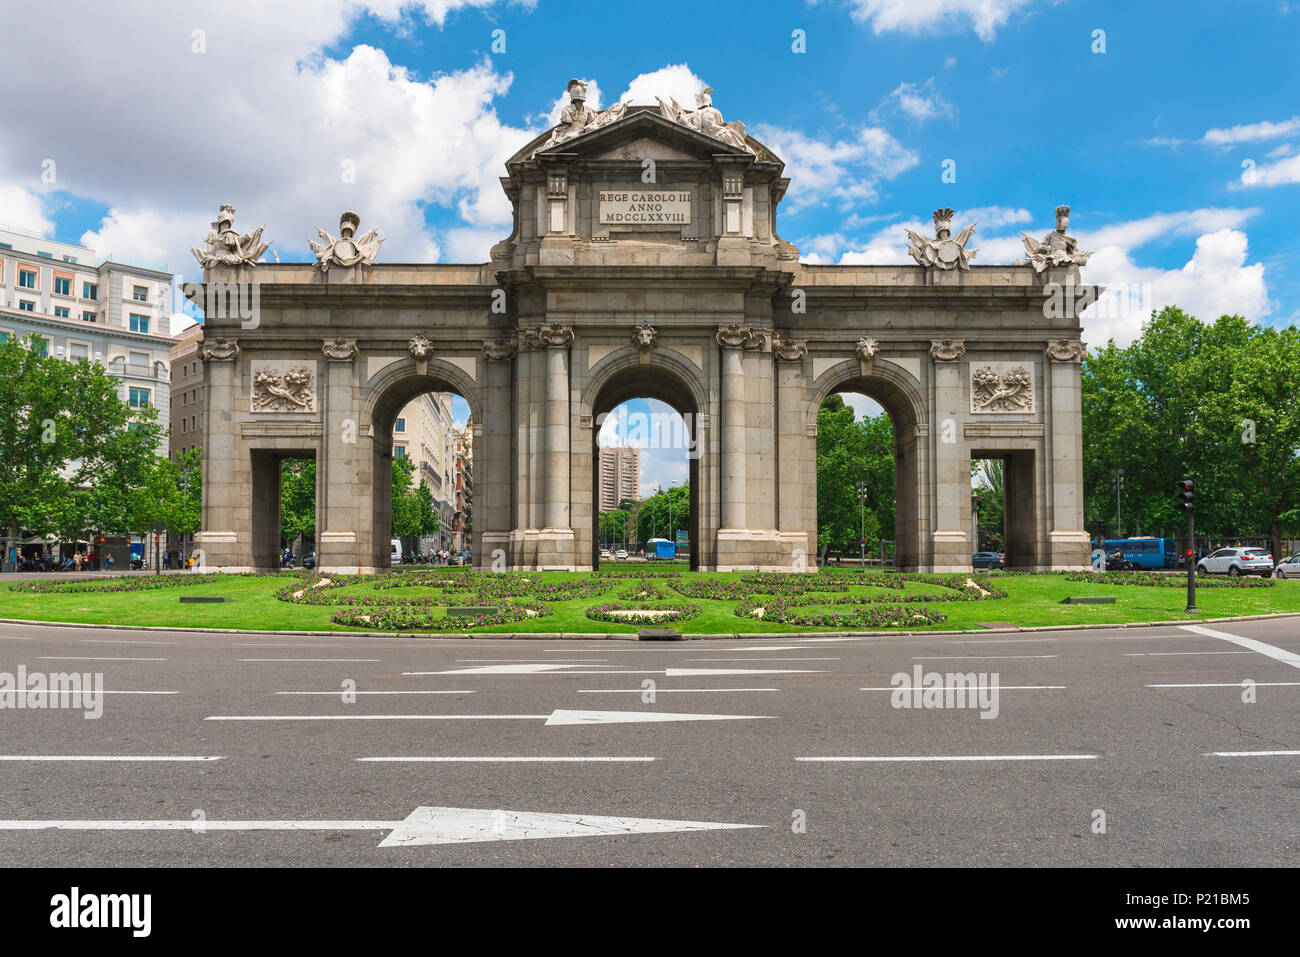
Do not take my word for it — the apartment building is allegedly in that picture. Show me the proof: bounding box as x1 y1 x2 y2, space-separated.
393 391 459 552
598 446 641 511
0 225 177 455
452 420 472 553
170 323 205 460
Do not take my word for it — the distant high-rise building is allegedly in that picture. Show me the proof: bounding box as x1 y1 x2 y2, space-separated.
598 446 641 511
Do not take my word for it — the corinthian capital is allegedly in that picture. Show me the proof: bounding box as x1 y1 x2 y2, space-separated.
1045 339 1088 362
200 338 239 362
716 322 762 350
537 322 575 348
774 335 808 361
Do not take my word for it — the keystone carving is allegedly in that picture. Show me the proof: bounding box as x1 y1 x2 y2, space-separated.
632 323 658 350
855 337 880 362
199 338 239 361
407 336 434 361
322 337 358 361
1045 339 1088 362
929 338 966 362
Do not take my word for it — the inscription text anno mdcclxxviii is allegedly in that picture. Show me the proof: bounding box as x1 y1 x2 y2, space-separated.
599 190 691 224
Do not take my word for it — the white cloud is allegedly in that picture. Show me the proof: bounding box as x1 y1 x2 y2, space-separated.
0 1 533 284
0 183 55 236
877 78 954 123
752 124 917 212
1202 115 1300 146
1232 152 1300 188
617 65 709 107
1266 142 1296 158
842 0 1040 41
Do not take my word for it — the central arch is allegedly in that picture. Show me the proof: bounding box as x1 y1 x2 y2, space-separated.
363 360 482 571
807 359 928 571
583 350 706 571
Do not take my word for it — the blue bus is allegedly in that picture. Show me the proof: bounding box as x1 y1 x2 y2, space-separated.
645 538 677 559
1102 537 1177 569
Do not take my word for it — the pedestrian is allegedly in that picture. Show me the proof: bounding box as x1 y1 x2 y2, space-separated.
105 553 114 571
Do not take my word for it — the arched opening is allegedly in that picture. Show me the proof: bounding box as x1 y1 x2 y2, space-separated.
589 362 701 571
368 373 477 571
813 370 924 571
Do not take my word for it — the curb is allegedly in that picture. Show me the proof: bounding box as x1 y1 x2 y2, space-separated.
1 611 1298 640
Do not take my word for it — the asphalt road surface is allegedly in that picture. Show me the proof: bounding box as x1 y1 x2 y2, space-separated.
0 618 1296 867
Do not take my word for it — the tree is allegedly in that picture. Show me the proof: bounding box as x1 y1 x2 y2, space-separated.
390 455 440 544
280 459 317 547
636 484 690 546
0 333 164 561
815 398 894 560
972 459 1005 550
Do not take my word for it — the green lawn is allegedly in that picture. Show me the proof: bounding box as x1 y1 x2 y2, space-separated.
3 568 1299 635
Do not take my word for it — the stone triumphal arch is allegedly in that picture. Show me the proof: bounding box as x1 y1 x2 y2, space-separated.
191 81 1094 574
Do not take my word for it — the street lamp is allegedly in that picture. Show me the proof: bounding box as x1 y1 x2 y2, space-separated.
1112 469 1124 538
855 481 869 568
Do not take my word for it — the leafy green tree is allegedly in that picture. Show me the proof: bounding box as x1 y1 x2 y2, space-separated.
815 398 894 560
598 508 630 546
390 455 440 545
280 459 317 546
636 484 690 546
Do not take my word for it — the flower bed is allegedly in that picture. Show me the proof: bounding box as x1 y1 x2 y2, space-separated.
617 580 670 601
671 577 854 599
1063 571 1274 588
733 597 947 628
593 569 682 579
584 601 701 624
9 575 220 593
330 599 553 630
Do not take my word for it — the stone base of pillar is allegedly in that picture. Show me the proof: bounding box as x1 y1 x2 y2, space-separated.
535 527 576 570
509 528 540 570
478 532 512 571
317 530 359 574
193 531 247 573
1046 529 1092 570
930 530 972 573
711 528 794 571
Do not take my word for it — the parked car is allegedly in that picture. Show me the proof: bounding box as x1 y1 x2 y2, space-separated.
972 551 1005 570
302 551 315 569
615 549 628 560
1197 547 1274 577
1273 553 1300 580
599 549 612 560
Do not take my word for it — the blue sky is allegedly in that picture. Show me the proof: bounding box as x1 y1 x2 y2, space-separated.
3 0 1297 487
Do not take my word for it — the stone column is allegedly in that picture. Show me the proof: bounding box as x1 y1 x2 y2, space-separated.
194 338 246 570
716 324 751 530
774 335 811 568
1045 339 1091 568
318 337 366 573
479 338 517 570
538 323 575 568
930 338 969 572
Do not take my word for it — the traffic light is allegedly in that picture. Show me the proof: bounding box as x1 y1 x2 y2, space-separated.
1177 479 1194 513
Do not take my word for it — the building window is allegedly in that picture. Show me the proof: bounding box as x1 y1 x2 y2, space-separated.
62 256 77 264
0 332 8 344
82 311 96 322
34 338 48 356
394 445 407 458
129 314 150 333
129 387 150 408
82 282 98 299
54 307 70 318
129 351 148 370
18 300 34 312
69 343 88 361
53 277 71 296
394 417 406 433
181 419 187 433
18 268 37 289
133 286 149 301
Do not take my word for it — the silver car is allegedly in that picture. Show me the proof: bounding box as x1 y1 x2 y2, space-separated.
1197 547 1274 577
1274 553 1300 580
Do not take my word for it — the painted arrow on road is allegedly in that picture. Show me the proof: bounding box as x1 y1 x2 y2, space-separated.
0 807 764 848
378 806 764 847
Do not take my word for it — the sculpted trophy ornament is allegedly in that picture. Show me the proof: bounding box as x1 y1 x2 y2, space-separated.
191 204 269 268
906 208 977 270
1022 205 1093 276
657 87 755 154
308 211 384 272
252 367 315 412
972 365 1035 413
534 79 629 154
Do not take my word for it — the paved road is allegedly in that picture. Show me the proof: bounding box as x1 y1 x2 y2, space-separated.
0 618 1296 867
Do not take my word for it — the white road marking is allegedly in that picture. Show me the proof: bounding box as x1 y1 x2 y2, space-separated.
82 639 176 645
238 658 382 662
720 646 803 651
797 754 1098 763
275 690 475 695
206 714 546 721
686 657 838 662
665 668 823 676
859 685 1065 691
1125 651 1252 657
1178 624 1300 670
0 636 34 640
90 691 179 695
0 755 221 762
910 655 1058 660
455 658 608 663
577 688 780 694
410 663 592 675
1148 682 1300 688
545 709 770 726
358 756 656 763
37 656 166 662
943 638 1058 644
1205 750 1300 757
379 806 763 847
0 819 392 831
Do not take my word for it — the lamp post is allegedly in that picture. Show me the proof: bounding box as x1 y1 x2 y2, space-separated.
855 481 869 568
1112 469 1124 538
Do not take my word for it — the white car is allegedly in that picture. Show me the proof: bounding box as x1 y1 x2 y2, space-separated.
1197 547 1274 578
599 549 612 560
1274 553 1300 579
615 549 628 560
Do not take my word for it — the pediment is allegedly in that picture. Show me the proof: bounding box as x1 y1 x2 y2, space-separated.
508 107 782 171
